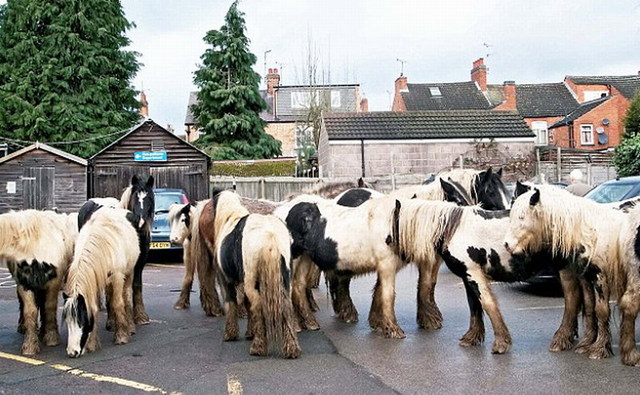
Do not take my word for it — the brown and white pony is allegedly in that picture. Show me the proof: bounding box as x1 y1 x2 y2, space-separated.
201 189 300 358
1 210 77 355
63 208 140 358
505 186 640 365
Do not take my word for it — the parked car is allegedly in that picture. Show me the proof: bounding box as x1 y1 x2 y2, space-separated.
584 175 640 203
150 188 189 255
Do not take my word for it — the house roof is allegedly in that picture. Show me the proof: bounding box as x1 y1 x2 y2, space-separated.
185 90 274 125
515 83 579 117
0 142 88 166
486 84 505 107
90 119 209 159
400 81 492 111
566 75 640 99
549 96 611 129
323 110 534 140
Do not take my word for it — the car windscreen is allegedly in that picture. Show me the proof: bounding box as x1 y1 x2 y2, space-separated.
584 183 636 203
155 193 185 211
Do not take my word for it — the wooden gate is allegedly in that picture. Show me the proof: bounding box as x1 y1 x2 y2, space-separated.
150 165 207 201
22 167 55 210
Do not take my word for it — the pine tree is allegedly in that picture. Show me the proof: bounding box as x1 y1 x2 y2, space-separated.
192 1 281 160
0 0 141 157
613 92 640 176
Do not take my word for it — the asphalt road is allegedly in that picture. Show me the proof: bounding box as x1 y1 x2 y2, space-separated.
1 263 640 394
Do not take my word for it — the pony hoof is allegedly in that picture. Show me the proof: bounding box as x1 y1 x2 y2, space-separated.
223 330 239 342
284 343 302 359
303 320 320 331
249 340 267 356
114 334 129 345
588 346 613 360
174 301 190 310
383 325 406 339
21 342 40 356
336 308 359 323
417 315 443 330
134 315 150 325
43 331 61 347
459 330 485 347
491 339 512 354
549 335 574 352
622 350 640 366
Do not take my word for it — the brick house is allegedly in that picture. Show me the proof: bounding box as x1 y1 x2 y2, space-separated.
185 68 366 157
392 58 640 151
318 110 535 179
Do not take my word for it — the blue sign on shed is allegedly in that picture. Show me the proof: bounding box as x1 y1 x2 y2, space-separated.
134 151 167 161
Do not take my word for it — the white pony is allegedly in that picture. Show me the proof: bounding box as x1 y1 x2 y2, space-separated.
1 210 77 355
505 186 640 366
63 208 140 358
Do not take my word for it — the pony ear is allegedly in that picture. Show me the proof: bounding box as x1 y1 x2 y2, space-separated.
529 189 541 206
131 175 140 186
145 176 154 189
515 181 531 199
357 177 365 188
440 178 460 203
496 168 503 177
180 203 191 216
411 193 417 199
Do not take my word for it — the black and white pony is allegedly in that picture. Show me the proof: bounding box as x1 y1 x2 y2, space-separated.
1 210 77 355
505 186 640 365
200 189 301 358
63 208 141 358
78 175 155 325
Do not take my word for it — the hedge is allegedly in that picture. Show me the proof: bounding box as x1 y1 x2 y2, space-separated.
211 159 296 177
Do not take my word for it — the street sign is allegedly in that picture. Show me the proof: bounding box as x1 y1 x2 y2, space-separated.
134 151 167 162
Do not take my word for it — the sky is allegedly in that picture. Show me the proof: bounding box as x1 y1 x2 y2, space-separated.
3 0 640 134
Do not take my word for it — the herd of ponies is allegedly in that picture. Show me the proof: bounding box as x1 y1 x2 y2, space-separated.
2 168 640 366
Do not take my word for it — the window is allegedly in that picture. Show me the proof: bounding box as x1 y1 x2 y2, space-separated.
580 124 594 146
429 87 442 96
331 91 341 108
583 90 608 102
531 121 548 146
151 140 165 151
291 91 318 109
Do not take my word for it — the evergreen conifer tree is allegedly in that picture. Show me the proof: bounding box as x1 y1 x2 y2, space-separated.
192 1 281 159
0 0 141 157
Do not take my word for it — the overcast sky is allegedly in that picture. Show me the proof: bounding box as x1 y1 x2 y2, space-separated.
3 1 640 133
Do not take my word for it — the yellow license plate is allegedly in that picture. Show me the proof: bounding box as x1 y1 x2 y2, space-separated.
150 242 171 249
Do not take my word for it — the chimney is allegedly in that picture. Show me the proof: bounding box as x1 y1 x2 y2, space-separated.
470 58 487 91
392 76 408 111
140 92 149 118
501 81 517 110
360 98 369 112
266 68 280 95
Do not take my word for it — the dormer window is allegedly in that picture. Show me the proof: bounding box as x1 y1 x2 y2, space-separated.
429 87 442 96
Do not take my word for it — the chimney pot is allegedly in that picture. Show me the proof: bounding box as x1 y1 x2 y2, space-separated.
266 67 280 95
274 68 278 73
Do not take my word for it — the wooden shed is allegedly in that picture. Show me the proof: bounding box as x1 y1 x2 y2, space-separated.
89 119 211 200
0 142 87 213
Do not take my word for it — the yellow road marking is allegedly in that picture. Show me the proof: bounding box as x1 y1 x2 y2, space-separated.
0 351 177 394
227 374 243 395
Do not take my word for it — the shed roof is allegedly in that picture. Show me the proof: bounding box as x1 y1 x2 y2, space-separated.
0 142 88 166
323 110 534 140
400 81 493 111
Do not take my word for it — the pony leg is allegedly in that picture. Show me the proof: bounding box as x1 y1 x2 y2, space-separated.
111 277 130 345
197 255 224 317
459 279 485 347
291 256 320 330
549 268 580 352
124 275 136 335
368 278 383 330
105 283 115 331
17 286 40 356
42 278 62 347
85 316 101 353
373 262 405 339
236 283 248 319
619 284 640 366
244 293 254 339
468 270 511 354
306 266 321 312
327 271 359 323
17 289 25 334
222 282 240 341
416 260 444 330
174 240 194 310
575 278 598 353
244 275 267 357
585 277 613 360
133 261 150 325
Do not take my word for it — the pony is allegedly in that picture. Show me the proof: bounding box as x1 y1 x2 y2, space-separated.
275 194 464 339
78 175 155 325
1 210 77 355
504 186 640 365
201 189 300 358
63 208 141 358
168 201 223 316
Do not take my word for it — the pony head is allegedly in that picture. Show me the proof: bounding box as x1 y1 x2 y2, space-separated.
504 188 543 255
473 167 511 210
440 178 472 206
63 294 94 358
128 175 155 230
169 203 193 245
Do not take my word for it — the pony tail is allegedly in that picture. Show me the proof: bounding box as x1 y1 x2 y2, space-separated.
260 235 294 355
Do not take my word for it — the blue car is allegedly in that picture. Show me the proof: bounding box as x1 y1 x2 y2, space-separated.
584 176 640 203
150 188 189 253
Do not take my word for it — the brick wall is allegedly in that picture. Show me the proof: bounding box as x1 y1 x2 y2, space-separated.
265 122 296 157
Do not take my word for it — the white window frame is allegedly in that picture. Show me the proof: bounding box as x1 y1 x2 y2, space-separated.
291 91 313 109
580 124 594 146
531 121 548 146
331 91 341 108
429 87 442 96
583 90 608 102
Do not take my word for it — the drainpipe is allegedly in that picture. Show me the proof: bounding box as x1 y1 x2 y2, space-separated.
360 139 365 178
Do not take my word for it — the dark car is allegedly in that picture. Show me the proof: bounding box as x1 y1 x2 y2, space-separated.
584 176 640 203
150 188 189 253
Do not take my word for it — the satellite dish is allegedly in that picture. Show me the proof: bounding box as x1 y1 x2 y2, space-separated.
596 126 605 134
598 134 608 145
602 118 610 125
